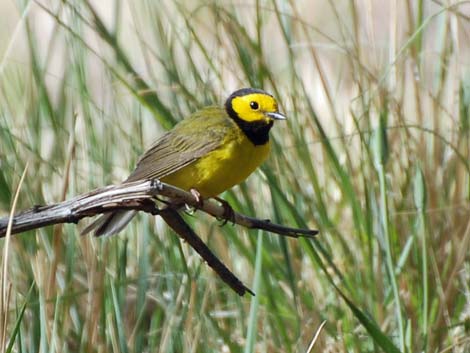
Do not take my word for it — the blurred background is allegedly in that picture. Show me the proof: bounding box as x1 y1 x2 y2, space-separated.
1 0 470 352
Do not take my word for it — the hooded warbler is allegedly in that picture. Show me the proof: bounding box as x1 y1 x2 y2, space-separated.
82 88 286 237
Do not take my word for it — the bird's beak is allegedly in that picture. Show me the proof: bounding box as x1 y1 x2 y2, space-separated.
265 112 287 121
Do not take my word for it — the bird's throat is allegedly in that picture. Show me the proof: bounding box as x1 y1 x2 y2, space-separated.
226 107 273 145
234 118 273 145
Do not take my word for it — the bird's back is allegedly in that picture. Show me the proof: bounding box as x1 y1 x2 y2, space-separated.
127 106 270 197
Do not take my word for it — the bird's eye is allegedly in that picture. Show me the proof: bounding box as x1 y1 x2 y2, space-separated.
250 101 259 110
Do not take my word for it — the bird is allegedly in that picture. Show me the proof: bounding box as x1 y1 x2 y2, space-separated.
82 88 287 237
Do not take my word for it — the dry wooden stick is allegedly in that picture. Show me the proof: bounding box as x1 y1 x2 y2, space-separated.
159 208 255 296
0 180 318 296
0 179 318 238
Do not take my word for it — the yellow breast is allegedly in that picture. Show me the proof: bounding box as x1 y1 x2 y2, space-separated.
161 129 270 197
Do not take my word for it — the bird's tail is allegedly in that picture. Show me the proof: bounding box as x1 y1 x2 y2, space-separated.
81 210 137 237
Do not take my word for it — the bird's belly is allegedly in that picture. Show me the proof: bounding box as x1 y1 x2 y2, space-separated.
162 139 270 197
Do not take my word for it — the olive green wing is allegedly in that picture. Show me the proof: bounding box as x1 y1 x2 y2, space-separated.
125 107 232 182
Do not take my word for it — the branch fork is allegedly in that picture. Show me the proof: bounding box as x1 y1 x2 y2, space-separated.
0 180 318 295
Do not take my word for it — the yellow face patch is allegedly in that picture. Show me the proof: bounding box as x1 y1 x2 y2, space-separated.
230 93 279 123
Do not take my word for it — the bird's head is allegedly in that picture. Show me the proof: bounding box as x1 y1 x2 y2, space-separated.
225 88 287 125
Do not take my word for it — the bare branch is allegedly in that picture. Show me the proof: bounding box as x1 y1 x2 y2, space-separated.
0 180 318 239
160 208 254 296
0 179 318 296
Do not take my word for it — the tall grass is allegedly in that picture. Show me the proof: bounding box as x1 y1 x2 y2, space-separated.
1 0 470 352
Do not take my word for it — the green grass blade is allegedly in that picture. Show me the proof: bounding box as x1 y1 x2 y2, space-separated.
244 231 263 353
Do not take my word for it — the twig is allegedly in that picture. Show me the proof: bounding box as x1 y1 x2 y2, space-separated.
159 208 254 296
0 179 318 239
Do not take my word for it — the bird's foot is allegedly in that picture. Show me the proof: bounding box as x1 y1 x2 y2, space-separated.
214 196 236 225
189 188 204 207
182 188 204 215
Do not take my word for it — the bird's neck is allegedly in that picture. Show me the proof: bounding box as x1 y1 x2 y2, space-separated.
234 119 273 145
226 109 273 145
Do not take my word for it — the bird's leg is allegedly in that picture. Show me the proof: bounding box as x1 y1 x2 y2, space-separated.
185 190 235 226
189 188 203 206
181 188 203 215
213 196 236 225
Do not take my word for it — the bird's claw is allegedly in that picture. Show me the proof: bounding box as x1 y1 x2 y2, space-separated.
214 197 236 226
190 188 204 207
182 188 204 216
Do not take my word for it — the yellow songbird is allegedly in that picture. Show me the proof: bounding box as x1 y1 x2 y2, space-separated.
82 88 286 236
